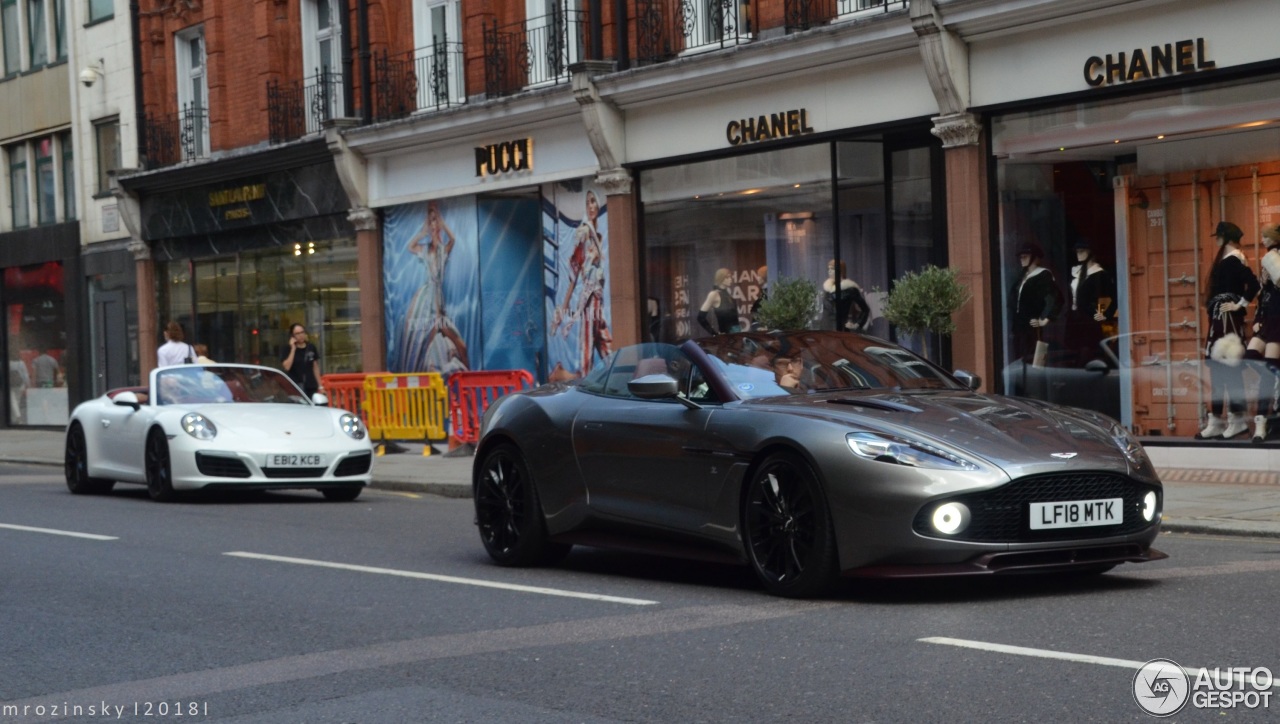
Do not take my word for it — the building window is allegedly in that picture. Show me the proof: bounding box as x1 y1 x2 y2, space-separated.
175 26 208 157
94 118 120 194
9 144 29 228
60 131 73 220
27 0 46 67
34 136 54 225
302 0 343 125
2 0 19 75
52 0 63 60
87 0 111 22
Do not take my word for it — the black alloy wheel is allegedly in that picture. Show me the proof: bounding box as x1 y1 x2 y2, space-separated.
145 429 179 502
64 423 115 495
474 443 570 566
321 486 363 502
743 451 837 598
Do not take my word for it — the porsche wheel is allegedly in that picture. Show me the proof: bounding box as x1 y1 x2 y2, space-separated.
321 486 362 502
743 452 837 598
474 443 570 566
145 429 179 502
64 423 115 495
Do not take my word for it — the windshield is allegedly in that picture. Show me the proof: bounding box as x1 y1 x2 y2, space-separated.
154 366 310 405
695 331 963 399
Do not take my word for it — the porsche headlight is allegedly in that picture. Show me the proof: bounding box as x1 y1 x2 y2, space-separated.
339 413 367 440
846 432 979 471
1109 422 1149 466
181 413 217 440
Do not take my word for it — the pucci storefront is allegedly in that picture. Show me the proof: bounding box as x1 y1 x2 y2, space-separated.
350 111 611 383
974 0 1280 443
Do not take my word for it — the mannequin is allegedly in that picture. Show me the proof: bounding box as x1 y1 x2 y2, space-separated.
1247 224 1280 441
823 260 870 332
1199 221 1260 440
1065 239 1117 366
1009 242 1062 363
697 268 741 335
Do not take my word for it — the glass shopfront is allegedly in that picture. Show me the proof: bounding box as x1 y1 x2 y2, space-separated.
994 73 1280 440
157 235 361 374
6 261 67 425
640 135 943 355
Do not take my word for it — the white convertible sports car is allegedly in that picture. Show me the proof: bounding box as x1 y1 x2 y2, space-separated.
64 364 374 502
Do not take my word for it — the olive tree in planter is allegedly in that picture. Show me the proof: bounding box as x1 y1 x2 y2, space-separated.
881 265 972 362
753 276 820 331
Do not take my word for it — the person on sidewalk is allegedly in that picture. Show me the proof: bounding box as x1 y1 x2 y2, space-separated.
282 323 324 397
1199 221 1260 440
156 322 195 368
1247 224 1280 442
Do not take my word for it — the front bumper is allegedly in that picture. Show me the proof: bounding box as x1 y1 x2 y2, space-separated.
170 448 374 490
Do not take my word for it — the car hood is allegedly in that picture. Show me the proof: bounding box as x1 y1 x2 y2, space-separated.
744 389 1139 477
178 404 340 440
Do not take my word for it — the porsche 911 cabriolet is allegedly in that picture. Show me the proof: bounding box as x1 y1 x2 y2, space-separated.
472 331 1166 597
65 364 373 502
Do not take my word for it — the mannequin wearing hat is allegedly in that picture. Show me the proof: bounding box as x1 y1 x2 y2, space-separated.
1010 242 1063 363
1245 224 1280 441
1065 239 1117 366
1198 221 1260 440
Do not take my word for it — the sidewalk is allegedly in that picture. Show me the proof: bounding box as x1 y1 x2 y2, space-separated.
5 428 1279 539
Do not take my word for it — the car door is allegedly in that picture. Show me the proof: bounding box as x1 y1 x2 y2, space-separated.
95 394 153 479
572 347 738 534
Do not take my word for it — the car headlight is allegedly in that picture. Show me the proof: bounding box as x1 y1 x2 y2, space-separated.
846 432 980 471
181 413 217 440
339 413 366 440
1142 490 1159 522
1109 422 1149 466
931 502 971 535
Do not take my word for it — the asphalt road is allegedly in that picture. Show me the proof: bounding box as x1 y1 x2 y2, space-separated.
2 463 1278 723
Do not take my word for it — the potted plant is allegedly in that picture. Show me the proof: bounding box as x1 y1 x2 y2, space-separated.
753 276 820 331
881 265 972 360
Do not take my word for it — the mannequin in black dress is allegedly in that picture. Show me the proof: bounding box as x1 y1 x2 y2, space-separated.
823 260 870 332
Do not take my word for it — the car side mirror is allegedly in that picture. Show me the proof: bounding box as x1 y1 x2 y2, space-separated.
628 374 679 399
1084 359 1109 373
953 369 982 391
311 392 330 406
112 391 141 410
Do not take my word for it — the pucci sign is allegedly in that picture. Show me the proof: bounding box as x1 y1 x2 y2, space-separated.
475 138 533 177
1084 38 1215 87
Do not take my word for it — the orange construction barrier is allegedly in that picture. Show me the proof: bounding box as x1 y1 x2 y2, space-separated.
448 369 536 446
320 373 368 421
362 373 449 449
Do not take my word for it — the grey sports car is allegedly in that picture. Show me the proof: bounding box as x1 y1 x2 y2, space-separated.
472 331 1166 597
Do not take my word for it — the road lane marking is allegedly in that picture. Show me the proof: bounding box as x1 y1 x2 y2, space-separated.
0 523 117 540
223 551 659 605
920 637 1280 689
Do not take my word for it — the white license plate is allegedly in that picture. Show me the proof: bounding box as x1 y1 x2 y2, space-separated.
1029 498 1123 530
266 453 326 468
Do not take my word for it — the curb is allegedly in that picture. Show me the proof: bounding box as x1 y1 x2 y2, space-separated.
1161 520 1280 539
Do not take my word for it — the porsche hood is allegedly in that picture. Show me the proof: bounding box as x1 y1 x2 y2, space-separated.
178 405 343 440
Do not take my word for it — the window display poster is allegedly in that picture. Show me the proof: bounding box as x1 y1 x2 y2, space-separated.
478 197 544 377
543 180 611 380
383 197 480 374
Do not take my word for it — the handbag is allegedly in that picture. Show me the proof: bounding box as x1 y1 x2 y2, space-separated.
1209 312 1245 366
182 344 195 364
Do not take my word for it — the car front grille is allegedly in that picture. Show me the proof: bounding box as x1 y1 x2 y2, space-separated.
262 467 328 479
912 472 1159 543
334 452 372 477
195 453 251 478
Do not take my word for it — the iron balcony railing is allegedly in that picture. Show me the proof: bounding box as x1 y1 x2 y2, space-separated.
267 68 343 145
635 0 751 64
372 42 466 122
482 7 587 98
784 0 906 33
141 104 209 168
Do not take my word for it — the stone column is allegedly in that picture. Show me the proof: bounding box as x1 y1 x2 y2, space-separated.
931 112 994 388
130 240 158 375
350 207 384 373
598 169 639 348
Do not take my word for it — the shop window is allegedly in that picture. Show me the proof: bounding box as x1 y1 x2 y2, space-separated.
2 0 19 75
6 261 67 426
993 72 1280 440
87 0 111 22
8 144 29 228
